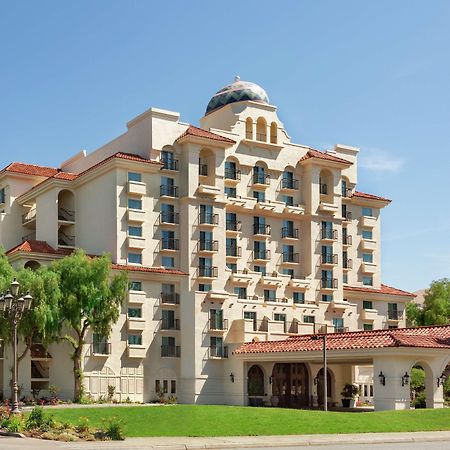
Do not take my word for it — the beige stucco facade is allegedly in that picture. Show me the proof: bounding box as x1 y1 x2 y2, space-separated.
1 78 440 410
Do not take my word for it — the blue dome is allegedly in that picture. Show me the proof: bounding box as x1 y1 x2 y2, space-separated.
205 77 269 115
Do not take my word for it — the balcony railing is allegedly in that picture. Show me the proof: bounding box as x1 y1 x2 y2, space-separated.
91 342 111 355
333 326 349 333
160 185 179 197
161 238 179 250
342 211 352 221
198 266 218 278
209 345 228 358
160 292 180 305
321 278 338 289
199 213 219 225
245 131 253 140
161 158 179 171
226 246 242 257
161 318 180 330
253 250 271 260
199 240 218 252
199 164 208 176
253 224 271 235
58 232 75 247
22 209 37 224
252 173 270 185
225 169 241 180
343 235 353 245
342 188 353 198
282 252 299 263
281 178 299 190
161 345 180 357
343 258 353 269
160 211 179 224
226 220 241 231
388 310 403 321
58 207 75 221
209 318 228 331
282 227 299 239
321 229 338 240
321 254 338 265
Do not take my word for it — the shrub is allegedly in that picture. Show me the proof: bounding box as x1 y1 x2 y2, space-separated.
412 392 426 408
107 385 116 402
6 415 24 433
25 406 54 431
76 416 91 433
102 416 125 440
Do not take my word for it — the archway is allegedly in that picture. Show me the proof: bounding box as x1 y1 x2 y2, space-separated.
410 364 427 409
248 365 264 406
24 260 41 271
316 368 333 408
271 363 310 408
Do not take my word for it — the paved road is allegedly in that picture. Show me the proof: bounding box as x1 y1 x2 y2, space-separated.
247 443 450 450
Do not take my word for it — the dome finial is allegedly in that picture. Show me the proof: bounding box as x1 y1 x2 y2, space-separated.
234 75 240 82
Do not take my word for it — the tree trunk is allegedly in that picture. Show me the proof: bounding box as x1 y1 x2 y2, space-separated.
73 341 84 402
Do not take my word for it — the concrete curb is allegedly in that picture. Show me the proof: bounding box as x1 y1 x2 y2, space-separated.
0 430 26 438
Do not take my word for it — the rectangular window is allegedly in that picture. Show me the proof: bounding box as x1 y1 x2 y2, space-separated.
234 287 247 299
171 380 176 394
253 265 266 276
363 323 373 331
128 334 142 345
322 294 333 302
244 311 256 320
362 229 373 240
293 292 305 304
225 186 237 198
363 300 373 310
362 276 373 286
155 380 161 394
253 190 265 202
333 318 344 331
362 207 373 217
283 268 295 277
162 256 175 267
128 225 142 237
129 281 142 291
128 307 142 318
362 253 373 263
303 315 315 324
343 274 348 284
341 179 347 197
128 253 142 265
226 212 237 230
0 188 5 204
227 263 237 272
264 289 276 302
199 283 211 292
274 313 286 322
128 172 142 182
128 198 142 210
163 380 168 394
283 195 294 206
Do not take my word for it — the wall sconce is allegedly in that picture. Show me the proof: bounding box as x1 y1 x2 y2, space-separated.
378 371 386 386
230 372 235 383
401 372 410 386
269 376 273 385
437 372 447 387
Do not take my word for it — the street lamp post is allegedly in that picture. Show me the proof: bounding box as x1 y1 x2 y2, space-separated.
0 279 33 414
312 333 328 412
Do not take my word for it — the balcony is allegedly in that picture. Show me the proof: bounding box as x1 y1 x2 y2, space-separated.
321 229 338 241
361 262 377 274
321 278 338 290
58 207 76 222
90 342 111 356
161 345 181 357
161 238 180 251
160 211 179 224
224 169 241 181
128 291 146 304
198 266 218 278
252 250 271 261
333 326 349 333
22 209 37 225
199 213 219 226
127 181 146 196
127 208 145 222
226 246 242 258
319 202 339 214
160 318 180 331
282 252 299 264
127 317 146 331
361 216 377 228
127 236 146 249
161 158 179 171
197 184 221 196
314 323 335 334
226 220 241 232
320 254 338 266
160 292 180 305
209 345 228 359
387 310 403 321
343 235 353 246
199 240 218 252
160 185 179 198
209 318 228 332
199 164 208 176
252 173 270 186
342 211 352 222
361 239 377 251
259 274 282 286
343 258 353 270
58 232 75 248
253 224 271 236
281 178 299 191
282 227 299 239
283 204 305 216
360 308 378 321
128 345 146 359
229 270 253 284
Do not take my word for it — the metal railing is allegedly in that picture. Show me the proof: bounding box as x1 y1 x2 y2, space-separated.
224 169 241 180
321 278 338 289
160 292 180 305
253 224 271 235
333 326 349 333
252 250 271 260
199 164 208 176
161 159 179 171
343 258 353 269
343 235 352 245
58 232 75 247
282 227 299 239
281 178 299 190
209 318 228 331
282 252 299 263
209 345 228 358
226 220 241 231
253 173 270 185
388 310 403 320
226 246 242 257
342 211 352 221
198 266 218 277
256 133 267 142
321 229 338 240
245 131 253 140
161 345 181 357
22 209 37 224
161 318 180 330
161 238 179 250
321 254 338 265
199 213 219 225
160 211 179 224
58 207 75 221
199 240 218 252
160 185 179 197
91 342 111 355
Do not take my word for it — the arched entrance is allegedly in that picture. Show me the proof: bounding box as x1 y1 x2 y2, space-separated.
271 363 310 408
316 368 333 408
248 365 265 406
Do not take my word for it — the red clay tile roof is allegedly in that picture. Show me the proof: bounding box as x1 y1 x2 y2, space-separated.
300 149 353 165
352 191 391 203
344 284 415 297
6 240 70 256
53 172 78 181
176 125 236 144
1 162 59 178
234 325 450 355
112 263 188 276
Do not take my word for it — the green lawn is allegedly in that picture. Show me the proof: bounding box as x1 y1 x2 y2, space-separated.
45 405 450 437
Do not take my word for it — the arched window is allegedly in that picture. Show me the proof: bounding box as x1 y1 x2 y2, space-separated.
256 117 267 142
245 117 253 140
270 122 277 144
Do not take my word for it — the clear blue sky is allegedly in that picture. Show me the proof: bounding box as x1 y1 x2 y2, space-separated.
1 1 449 292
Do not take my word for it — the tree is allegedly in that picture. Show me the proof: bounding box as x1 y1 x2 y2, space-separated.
406 278 450 326
50 250 127 402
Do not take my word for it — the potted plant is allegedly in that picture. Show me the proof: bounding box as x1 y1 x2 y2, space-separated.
340 384 359 407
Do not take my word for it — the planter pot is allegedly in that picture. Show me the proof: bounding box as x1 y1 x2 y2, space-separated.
341 398 351 407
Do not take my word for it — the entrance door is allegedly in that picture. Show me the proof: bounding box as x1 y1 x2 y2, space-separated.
272 363 310 408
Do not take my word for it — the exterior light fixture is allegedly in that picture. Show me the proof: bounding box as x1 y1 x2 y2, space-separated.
401 372 410 386
379 371 386 386
269 376 273 384
230 372 235 383
437 372 447 387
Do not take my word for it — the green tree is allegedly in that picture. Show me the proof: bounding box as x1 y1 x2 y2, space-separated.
50 250 127 402
406 278 450 326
